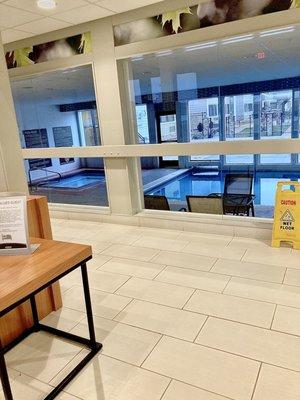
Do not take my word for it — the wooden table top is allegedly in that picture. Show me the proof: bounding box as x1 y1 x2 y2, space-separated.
0 238 92 313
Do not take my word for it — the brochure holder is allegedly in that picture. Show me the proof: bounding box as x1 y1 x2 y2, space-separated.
0 195 38 255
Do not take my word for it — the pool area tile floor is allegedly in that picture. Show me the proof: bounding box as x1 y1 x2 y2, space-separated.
5 218 300 400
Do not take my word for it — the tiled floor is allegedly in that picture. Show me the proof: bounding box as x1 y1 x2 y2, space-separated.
3 218 300 400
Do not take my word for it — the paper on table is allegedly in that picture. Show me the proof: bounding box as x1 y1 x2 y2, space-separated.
0 196 30 254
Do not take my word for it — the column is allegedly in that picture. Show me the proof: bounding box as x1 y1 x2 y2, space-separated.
0 36 27 193
91 19 142 215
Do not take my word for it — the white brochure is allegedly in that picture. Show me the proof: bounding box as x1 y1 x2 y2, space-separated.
0 196 31 255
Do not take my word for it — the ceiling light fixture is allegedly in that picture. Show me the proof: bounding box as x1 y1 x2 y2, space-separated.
222 34 254 45
37 0 57 9
260 26 294 37
132 56 144 62
155 50 173 57
185 41 217 51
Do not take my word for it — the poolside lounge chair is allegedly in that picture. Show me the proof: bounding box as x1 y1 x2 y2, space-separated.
144 195 170 211
144 195 186 212
187 195 223 215
210 173 255 217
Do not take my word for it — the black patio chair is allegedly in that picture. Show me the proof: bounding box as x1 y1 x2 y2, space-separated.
222 173 255 217
144 195 186 212
187 195 223 215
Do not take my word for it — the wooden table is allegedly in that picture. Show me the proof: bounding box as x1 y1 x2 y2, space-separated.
0 238 102 400
0 196 62 347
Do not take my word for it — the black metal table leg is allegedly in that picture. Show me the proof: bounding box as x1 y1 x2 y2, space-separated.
30 295 40 331
81 263 97 349
0 257 102 400
0 349 13 400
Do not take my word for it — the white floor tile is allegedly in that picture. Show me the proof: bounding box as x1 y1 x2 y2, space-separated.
151 251 216 272
228 237 270 250
178 231 232 246
116 277 194 308
86 270 130 293
134 227 181 240
60 269 129 294
115 299 207 341
196 317 300 371
285 250 300 269
143 336 260 400
102 244 159 262
41 307 85 332
162 380 230 400
182 242 246 261
87 254 112 270
54 354 170 400
242 247 291 267
212 259 285 283
133 237 189 252
284 268 300 286
63 286 132 319
6 332 82 383
0 369 78 400
100 258 165 279
185 290 275 328
272 305 300 336
224 277 300 308
253 364 300 400
70 316 161 366
155 266 230 293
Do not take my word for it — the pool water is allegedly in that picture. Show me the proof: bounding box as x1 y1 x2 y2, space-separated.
147 171 300 206
41 172 105 189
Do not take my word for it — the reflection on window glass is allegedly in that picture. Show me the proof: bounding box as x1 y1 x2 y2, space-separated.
188 98 220 162
160 114 177 142
225 155 254 164
225 94 254 140
136 104 150 144
260 90 292 139
78 110 100 146
25 157 108 207
11 65 101 149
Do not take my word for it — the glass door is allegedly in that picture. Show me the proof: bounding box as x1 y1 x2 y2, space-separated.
157 112 178 166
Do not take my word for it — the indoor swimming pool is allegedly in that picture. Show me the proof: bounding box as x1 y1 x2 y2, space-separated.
31 168 300 216
147 170 300 207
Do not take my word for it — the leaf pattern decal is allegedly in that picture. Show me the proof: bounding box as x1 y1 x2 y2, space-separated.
79 32 92 54
161 7 192 33
13 47 34 67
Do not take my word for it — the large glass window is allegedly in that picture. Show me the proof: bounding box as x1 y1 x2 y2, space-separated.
121 24 300 219
13 65 108 207
11 65 101 150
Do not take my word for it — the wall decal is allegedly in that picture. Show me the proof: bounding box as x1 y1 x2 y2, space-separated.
114 0 295 46
6 32 92 69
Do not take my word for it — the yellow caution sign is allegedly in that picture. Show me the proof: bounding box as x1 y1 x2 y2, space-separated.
272 181 300 250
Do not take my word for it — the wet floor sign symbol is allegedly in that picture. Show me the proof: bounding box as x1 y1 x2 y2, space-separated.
272 182 300 250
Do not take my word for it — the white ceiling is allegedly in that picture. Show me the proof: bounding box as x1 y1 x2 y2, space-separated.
0 0 163 44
